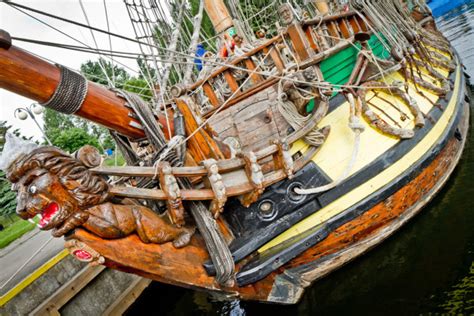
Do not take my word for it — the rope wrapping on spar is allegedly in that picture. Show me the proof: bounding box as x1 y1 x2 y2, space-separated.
40 64 88 114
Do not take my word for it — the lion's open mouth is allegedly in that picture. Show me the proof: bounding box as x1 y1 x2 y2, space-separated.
38 202 60 228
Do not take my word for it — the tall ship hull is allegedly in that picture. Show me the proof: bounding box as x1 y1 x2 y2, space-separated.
0 0 469 304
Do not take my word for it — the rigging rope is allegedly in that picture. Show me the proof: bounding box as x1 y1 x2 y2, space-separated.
78 0 114 87
295 93 364 195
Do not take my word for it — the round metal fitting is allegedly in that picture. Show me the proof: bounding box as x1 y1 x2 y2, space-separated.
287 182 306 203
257 200 278 221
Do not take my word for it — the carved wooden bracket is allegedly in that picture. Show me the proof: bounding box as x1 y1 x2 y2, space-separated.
201 159 227 218
158 161 185 227
65 239 105 266
239 151 264 207
273 140 295 179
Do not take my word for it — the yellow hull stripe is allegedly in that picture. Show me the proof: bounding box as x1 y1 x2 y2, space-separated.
0 249 69 307
260 65 461 252
292 68 444 180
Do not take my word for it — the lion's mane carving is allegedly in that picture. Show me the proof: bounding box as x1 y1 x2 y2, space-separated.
7 147 109 208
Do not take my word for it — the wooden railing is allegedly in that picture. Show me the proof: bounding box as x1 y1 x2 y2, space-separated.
181 11 370 118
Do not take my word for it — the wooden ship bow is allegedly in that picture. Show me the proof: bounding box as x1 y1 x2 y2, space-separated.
0 0 469 304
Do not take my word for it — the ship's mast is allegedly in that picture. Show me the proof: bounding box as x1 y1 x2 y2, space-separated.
203 0 245 57
315 0 330 15
203 0 234 34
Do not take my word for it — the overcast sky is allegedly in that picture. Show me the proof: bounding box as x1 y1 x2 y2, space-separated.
0 0 145 140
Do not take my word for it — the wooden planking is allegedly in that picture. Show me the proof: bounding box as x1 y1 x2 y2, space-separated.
70 111 467 305
261 65 460 251
290 129 466 284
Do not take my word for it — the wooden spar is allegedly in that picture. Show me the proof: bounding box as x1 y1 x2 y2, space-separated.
315 0 330 15
0 38 172 140
203 0 234 34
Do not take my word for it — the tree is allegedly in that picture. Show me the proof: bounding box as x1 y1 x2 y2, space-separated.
80 58 131 87
0 172 16 219
43 108 75 143
52 128 102 153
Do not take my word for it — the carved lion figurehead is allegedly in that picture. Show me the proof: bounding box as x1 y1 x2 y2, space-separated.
6 147 109 232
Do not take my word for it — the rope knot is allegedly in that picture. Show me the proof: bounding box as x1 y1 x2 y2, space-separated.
349 116 365 133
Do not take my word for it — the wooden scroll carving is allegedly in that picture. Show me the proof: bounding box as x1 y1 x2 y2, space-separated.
65 239 105 266
6 147 193 248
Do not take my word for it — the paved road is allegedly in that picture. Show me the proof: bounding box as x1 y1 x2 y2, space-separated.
0 228 64 296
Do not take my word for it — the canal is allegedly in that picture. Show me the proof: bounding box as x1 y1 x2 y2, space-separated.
126 3 474 315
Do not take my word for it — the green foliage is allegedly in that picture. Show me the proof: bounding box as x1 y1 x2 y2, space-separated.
237 0 278 36
44 57 154 158
103 151 126 167
44 107 103 152
43 108 75 143
0 121 8 151
80 57 131 87
0 216 36 249
124 77 153 101
0 171 16 218
52 127 102 154
188 0 216 49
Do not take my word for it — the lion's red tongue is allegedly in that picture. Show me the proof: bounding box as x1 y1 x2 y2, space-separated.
39 202 59 228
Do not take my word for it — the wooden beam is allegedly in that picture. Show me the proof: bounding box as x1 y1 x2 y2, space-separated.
286 24 313 61
188 36 282 90
223 70 240 92
202 82 220 107
338 19 351 39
